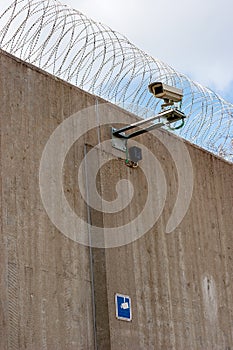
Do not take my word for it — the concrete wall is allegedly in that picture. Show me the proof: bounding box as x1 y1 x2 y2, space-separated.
0 49 233 349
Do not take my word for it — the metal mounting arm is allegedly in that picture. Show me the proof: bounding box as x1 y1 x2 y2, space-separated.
112 108 186 140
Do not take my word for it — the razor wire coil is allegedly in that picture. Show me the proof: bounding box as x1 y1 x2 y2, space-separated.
0 0 233 161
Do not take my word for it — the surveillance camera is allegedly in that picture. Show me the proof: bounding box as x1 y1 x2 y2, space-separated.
148 82 183 103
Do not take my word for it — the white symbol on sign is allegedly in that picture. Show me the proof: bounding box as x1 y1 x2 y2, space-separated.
121 302 129 309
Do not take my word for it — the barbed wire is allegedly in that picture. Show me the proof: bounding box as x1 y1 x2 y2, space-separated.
0 0 233 162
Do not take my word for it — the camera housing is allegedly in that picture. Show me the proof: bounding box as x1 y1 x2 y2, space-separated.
148 82 183 103
111 82 186 155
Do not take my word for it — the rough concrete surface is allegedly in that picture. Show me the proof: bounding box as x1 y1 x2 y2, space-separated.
0 49 233 349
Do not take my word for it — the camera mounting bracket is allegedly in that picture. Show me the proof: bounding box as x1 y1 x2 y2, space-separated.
111 108 186 152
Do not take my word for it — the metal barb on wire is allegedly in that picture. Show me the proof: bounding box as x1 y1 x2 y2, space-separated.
0 0 233 162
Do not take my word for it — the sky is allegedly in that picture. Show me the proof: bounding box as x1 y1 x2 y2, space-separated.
62 0 233 104
1 0 233 103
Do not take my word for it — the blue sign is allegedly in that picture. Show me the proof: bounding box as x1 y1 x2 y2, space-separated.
115 293 132 321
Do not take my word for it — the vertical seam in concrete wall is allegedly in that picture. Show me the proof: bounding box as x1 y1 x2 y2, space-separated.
84 144 98 350
95 97 101 146
0 73 8 348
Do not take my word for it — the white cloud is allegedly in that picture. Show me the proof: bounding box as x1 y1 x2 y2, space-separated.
1 0 233 101
64 0 233 100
